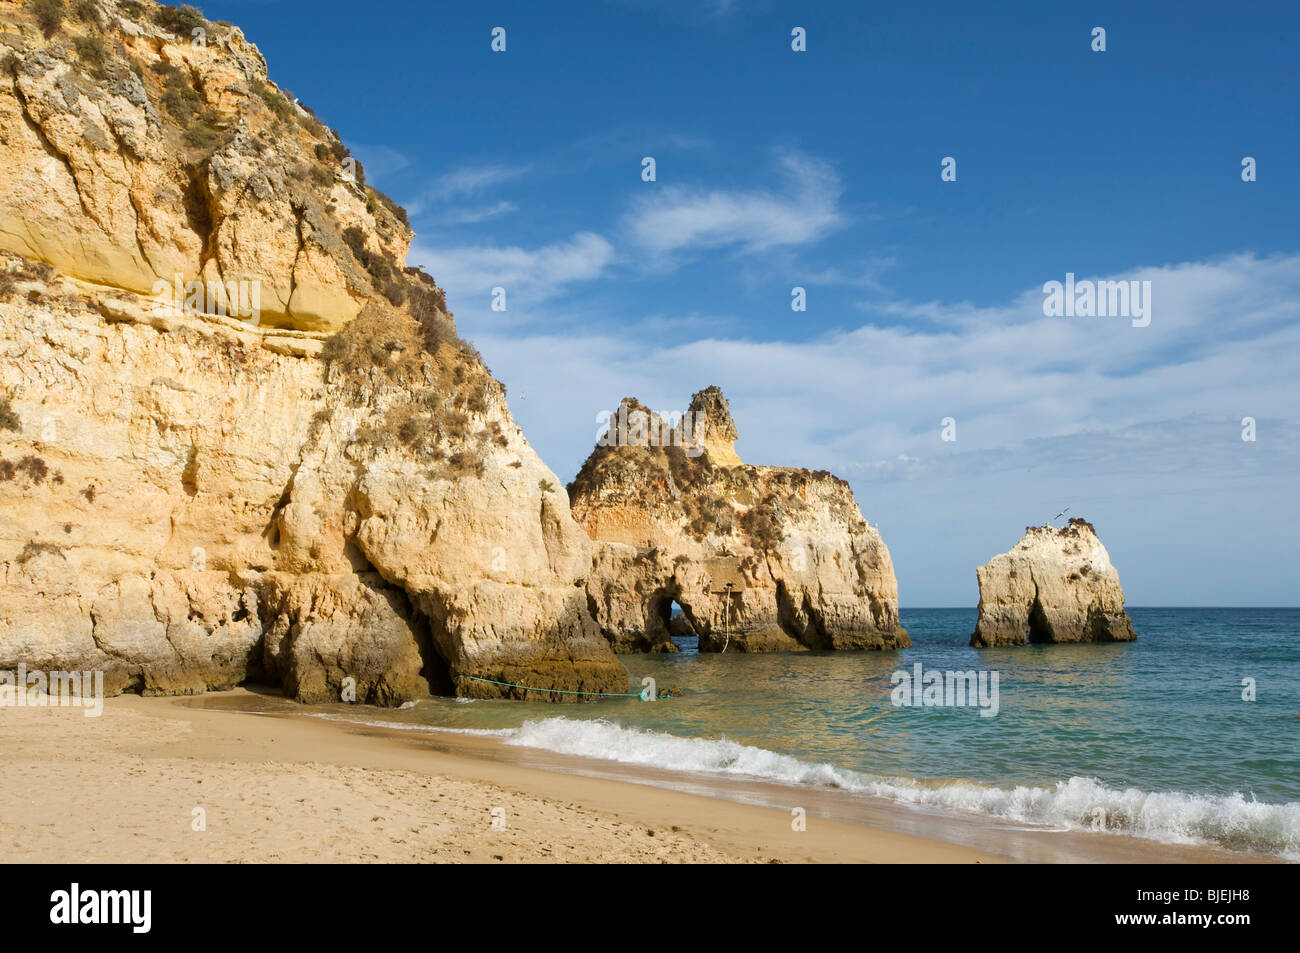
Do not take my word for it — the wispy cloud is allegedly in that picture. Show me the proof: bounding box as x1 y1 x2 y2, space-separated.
404 163 531 217
350 144 412 181
462 251 1300 605
624 150 846 258
796 256 899 293
468 251 1300 474
426 163 530 200
428 201 518 226
608 0 748 22
410 232 615 310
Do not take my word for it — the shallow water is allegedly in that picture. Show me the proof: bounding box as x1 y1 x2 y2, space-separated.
249 608 1300 857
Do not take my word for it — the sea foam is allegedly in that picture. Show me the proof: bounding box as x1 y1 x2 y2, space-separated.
496 717 1300 857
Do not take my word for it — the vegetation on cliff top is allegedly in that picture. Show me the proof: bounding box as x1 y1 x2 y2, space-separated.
318 304 501 480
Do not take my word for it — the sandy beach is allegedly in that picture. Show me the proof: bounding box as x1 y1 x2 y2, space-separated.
0 689 1009 864
3 688 1272 864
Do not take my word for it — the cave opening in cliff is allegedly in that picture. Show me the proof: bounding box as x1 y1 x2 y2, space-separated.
668 600 699 653
1027 598 1054 644
644 589 700 653
415 614 455 697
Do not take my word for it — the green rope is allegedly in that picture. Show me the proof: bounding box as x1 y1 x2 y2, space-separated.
456 673 673 698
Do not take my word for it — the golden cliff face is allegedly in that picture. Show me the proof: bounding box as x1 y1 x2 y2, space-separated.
569 387 908 653
971 519 1136 647
0 0 626 703
0 0 411 331
0 257 625 702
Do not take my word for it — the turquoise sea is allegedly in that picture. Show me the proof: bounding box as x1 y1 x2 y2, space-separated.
322 608 1300 858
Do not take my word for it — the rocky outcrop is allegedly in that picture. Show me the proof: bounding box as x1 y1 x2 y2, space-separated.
259 572 437 706
970 519 1136 647
0 0 626 704
0 0 409 331
570 388 908 653
0 261 626 702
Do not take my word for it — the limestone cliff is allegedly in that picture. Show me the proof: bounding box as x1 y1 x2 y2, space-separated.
0 0 410 331
569 387 908 653
0 0 626 702
970 519 1136 647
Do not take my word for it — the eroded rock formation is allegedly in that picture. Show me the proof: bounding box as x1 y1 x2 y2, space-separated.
0 0 406 331
0 0 625 703
570 388 908 653
970 519 1136 647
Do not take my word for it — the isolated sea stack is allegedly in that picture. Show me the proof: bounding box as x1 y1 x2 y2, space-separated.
970 519 1136 647
0 0 625 703
569 388 907 653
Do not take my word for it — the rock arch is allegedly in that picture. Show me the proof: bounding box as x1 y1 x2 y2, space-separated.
571 388 908 653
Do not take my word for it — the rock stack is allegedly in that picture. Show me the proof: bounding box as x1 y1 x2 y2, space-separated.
971 519 1136 647
569 387 908 653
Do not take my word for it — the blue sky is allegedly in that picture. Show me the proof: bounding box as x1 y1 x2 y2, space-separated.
205 0 1299 606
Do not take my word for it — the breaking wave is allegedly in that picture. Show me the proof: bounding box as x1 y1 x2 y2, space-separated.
493 717 1300 858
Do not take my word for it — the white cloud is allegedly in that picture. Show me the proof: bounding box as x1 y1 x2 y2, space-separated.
624 150 846 258
467 251 1300 604
468 250 1299 491
350 144 411 180
426 163 529 200
403 163 531 217
430 201 518 226
801 256 898 291
409 232 615 310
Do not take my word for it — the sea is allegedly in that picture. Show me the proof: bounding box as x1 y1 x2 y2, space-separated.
285 608 1300 859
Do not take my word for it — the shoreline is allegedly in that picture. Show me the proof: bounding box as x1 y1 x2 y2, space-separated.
2 687 1277 863
0 690 990 863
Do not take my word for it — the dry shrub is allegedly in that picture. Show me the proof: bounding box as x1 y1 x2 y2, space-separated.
16 455 49 485
321 302 423 384
740 499 783 551
33 0 64 37
446 450 484 478
16 540 65 564
0 394 19 432
152 4 205 36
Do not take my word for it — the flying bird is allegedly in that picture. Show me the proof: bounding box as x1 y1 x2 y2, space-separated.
1053 507 1070 523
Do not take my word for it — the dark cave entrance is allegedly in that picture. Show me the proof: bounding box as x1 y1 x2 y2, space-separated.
1026 598 1053 644
415 615 455 697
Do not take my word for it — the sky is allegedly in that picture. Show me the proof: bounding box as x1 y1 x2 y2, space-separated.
202 0 1299 606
